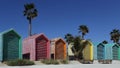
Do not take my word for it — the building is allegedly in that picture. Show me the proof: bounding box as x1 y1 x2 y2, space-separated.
93 43 120 60
112 44 119 60
0 29 22 61
22 33 50 61
93 42 99 60
82 40 93 61
50 38 67 60
97 43 105 60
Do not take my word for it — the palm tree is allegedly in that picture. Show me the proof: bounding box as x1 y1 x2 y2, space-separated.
72 37 89 60
23 3 38 36
64 33 74 45
110 29 120 43
78 25 89 39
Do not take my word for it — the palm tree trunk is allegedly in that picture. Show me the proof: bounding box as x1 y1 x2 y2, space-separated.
29 19 32 36
82 33 84 39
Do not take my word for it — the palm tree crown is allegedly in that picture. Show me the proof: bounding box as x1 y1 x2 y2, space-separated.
64 33 74 45
78 25 89 39
110 29 120 43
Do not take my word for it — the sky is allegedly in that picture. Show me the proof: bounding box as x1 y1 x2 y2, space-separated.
0 0 120 43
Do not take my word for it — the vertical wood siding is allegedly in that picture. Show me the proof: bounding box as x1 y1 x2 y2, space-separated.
0 29 21 61
22 34 50 61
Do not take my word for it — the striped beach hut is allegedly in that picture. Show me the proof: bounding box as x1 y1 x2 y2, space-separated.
97 43 105 60
111 43 120 60
104 44 113 60
22 33 50 61
0 29 22 61
50 38 67 60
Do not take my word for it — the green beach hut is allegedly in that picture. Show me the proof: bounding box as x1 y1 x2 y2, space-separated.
0 29 22 61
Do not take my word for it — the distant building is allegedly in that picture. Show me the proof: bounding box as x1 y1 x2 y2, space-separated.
22 34 50 61
50 38 67 60
0 29 22 61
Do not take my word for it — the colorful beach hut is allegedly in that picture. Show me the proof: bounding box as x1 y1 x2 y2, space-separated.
50 38 67 60
82 40 93 61
22 34 50 61
93 42 99 60
97 43 105 60
112 44 119 60
0 29 22 61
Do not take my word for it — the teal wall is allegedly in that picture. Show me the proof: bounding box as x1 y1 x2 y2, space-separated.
0 34 3 61
118 45 120 60
0 29 22 61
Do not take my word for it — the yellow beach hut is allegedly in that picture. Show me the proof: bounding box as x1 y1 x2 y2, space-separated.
82 40 93 61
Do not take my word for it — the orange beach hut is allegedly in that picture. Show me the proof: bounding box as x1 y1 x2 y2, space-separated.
50 38 67 60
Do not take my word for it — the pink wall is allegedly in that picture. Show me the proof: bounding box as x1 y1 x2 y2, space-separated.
22 34 50 61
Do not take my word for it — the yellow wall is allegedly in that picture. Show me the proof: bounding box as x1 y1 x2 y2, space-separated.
83 41 93 61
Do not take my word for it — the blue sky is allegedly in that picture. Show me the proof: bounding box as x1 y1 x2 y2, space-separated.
0 0 120 43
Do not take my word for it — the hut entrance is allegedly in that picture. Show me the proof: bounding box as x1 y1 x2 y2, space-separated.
3 32 19 61
36 38 47 60
112 45 119 60
51 54 54 59
97 44 104 60
55 40 65 59
23 53 30 59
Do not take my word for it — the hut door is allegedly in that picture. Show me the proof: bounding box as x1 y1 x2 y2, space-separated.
23 53 30 59
55 42 64 59
112 45 118 60
51 54 54 59
36 39 47 60
3 33 19 61
97 44 104 60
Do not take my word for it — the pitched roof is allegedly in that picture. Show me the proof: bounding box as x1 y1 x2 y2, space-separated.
24 33 49 41
51 37 65 43
0 28 21 38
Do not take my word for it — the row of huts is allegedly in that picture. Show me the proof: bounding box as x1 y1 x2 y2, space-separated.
0 29 67 61
0 29 120 62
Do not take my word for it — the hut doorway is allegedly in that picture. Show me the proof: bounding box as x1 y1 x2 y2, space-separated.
3 33 19 61
36 38 47 60
97 44 104 60
55 40 65 59
112 45 119 60
23 53 30 59
51 54 54 59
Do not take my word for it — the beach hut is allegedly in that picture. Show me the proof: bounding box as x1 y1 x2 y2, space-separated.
94 43 120 61
97 43 105 60
93 42 99 60
112 43 120 60
104 44 113 60
82 40 93 61
68 43 75 60
0 29 22 61
50 38 67 60
22 34 50 61
95 43 112 60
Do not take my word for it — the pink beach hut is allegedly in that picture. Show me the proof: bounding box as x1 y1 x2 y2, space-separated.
22 34 50 61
